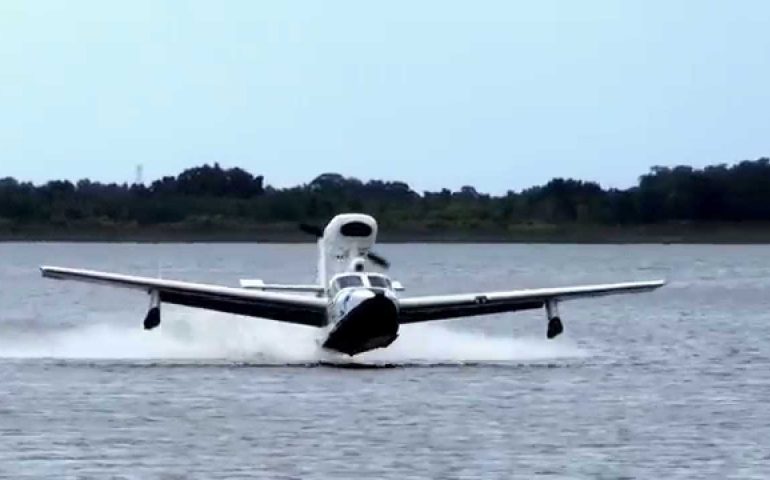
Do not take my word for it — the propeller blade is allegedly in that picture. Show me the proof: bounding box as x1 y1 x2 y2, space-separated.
366 251 390 269
298 223 323 237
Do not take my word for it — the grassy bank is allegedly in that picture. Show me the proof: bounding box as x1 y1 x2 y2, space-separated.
4 221 770 243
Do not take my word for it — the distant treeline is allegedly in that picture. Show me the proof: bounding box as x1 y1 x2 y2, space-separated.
2 159 770 236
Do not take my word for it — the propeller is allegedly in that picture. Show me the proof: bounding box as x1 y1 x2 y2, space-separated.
299 223 324 237
365 250 390 269
298 223 390 269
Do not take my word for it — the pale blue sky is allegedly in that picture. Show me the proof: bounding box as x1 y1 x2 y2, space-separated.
1 1 769 193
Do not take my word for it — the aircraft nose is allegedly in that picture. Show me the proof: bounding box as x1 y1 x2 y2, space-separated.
324 288 400 355
370 289 398 310
343 287 396 308
355 288 398 314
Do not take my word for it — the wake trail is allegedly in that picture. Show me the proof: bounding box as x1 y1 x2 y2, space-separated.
0 311 587 366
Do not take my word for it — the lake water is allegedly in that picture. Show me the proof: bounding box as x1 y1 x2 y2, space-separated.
0 243 768 479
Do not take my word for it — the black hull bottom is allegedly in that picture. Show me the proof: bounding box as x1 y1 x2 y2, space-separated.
322 294 399 356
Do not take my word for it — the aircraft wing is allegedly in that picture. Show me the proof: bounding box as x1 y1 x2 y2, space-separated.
398 280 665 323
40 266 328 327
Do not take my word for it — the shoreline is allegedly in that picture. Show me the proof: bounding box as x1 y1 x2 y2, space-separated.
5 223 770 243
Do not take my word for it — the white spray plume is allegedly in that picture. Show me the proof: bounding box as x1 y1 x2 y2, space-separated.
0 311 586 365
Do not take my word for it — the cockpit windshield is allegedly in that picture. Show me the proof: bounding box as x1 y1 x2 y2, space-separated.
335 275 364 290
368 275 391 289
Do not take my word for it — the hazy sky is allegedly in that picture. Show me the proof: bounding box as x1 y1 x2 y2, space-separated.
2 1 769 193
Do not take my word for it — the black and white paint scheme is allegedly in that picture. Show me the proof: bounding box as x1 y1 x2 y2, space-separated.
41 214 665 356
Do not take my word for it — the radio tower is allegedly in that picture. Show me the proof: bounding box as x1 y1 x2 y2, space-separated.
135 164 144 186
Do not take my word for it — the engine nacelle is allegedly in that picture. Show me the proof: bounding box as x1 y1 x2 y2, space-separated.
322 214 378 277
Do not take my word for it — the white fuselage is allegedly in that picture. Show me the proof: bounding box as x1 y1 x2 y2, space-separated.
316 214 400 355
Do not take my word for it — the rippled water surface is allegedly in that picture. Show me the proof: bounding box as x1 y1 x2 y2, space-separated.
1 243 768 478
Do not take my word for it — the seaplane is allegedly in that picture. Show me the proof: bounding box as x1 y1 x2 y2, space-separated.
40 214 665 356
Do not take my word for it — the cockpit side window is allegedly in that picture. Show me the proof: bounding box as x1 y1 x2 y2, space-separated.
336 275 363 290
367 275 391 289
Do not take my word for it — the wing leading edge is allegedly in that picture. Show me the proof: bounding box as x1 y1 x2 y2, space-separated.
40 266 328 327
398 280 665 323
